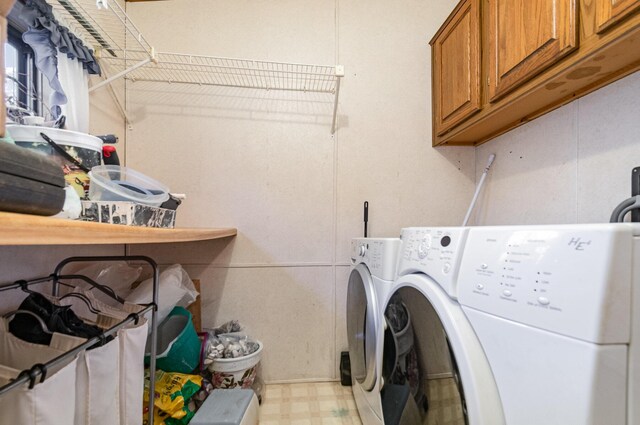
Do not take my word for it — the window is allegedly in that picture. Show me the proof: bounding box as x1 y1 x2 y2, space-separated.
4 10 49 121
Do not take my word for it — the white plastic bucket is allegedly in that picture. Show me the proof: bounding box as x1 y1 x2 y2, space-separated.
209 342 263 390
7 125 102 199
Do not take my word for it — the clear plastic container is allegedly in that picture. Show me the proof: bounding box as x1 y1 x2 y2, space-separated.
88 165 170 207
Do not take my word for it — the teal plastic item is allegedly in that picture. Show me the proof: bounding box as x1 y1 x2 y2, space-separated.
145 306 201 373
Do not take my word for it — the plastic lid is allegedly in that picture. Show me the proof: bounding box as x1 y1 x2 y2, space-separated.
7 125 103 152
88 165 170 206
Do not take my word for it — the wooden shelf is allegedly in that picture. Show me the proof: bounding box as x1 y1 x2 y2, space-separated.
0 212 237 246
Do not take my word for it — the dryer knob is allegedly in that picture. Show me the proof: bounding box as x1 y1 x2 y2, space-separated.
359 245 367 257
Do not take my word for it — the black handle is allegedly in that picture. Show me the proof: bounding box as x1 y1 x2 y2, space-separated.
103 150 120 166
364 201 369 238
97 134 118 144
40 132 90 173
632 167 640 222
102 146 120 166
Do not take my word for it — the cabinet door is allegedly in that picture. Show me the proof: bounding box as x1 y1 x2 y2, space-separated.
488 0 578 101
596 0 640 32
432 0 481 136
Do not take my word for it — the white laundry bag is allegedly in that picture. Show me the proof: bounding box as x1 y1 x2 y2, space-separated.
58 289 148 425
74 336 121 425
118 318 148 425
0 361 79 425
0 319 85 425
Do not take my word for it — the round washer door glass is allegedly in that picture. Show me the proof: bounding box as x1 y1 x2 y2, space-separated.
382 286 468 425
346 265 378 391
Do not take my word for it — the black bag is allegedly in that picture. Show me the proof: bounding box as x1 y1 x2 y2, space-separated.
0 142 65 216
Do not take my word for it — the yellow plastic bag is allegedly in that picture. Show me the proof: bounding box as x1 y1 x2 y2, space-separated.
143 370 202 424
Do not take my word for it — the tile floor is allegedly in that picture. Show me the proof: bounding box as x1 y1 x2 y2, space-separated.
259 382 363 424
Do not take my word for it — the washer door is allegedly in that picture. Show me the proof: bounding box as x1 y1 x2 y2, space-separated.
381 274 505 425
347 263 379 391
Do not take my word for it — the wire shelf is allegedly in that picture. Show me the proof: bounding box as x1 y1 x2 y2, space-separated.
46 0 343 132
48 0 153 59
101 51 341 94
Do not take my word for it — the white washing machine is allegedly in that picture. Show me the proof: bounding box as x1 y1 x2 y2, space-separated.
375 224 640 425
378 227 504 425
347 237 402 425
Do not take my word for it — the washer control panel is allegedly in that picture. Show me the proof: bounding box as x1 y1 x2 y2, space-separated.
351 238 401 281
397 227 469 298
458 224 632 344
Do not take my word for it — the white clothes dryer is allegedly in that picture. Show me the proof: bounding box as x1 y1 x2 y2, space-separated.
457 223 640 425
347 238 401 425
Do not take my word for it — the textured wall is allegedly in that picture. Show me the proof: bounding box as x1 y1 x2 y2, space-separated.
3 0 635 385
472 72 640 226
125 0 475 382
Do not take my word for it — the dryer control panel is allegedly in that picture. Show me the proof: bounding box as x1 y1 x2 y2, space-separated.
458 224 632 344
351 238 401 281
397 227 469 299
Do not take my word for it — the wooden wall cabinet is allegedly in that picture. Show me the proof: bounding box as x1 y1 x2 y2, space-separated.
596 0 640 32
488 0 578 100
431 0 481 136
431 0 640 146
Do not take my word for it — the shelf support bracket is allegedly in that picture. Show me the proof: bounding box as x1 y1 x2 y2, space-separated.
89 57 152 93
331 65 344 135
91 58 134 129
106 80 132 130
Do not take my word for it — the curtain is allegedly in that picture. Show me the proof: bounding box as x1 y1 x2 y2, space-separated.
19 0 101 121
57 50 89 132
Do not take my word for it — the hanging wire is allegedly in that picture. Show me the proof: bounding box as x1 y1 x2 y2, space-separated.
5 74 53 122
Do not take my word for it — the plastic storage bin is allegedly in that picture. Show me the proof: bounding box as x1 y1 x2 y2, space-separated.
190 389 259 425
88 165 169 207
80 201 176 228
145 307 200 373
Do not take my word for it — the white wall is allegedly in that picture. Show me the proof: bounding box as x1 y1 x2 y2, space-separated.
125 0 475 382
473 71 640 225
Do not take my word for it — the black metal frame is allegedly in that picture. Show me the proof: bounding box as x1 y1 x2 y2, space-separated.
632 167 640 222
6 25 41 115
0 255 159 425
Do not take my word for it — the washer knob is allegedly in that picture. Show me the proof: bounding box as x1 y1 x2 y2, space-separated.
417 235 432 259
443 263 452 274
359 245 367 257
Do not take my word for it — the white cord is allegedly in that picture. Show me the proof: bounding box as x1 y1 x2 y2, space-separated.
463 154 496 226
